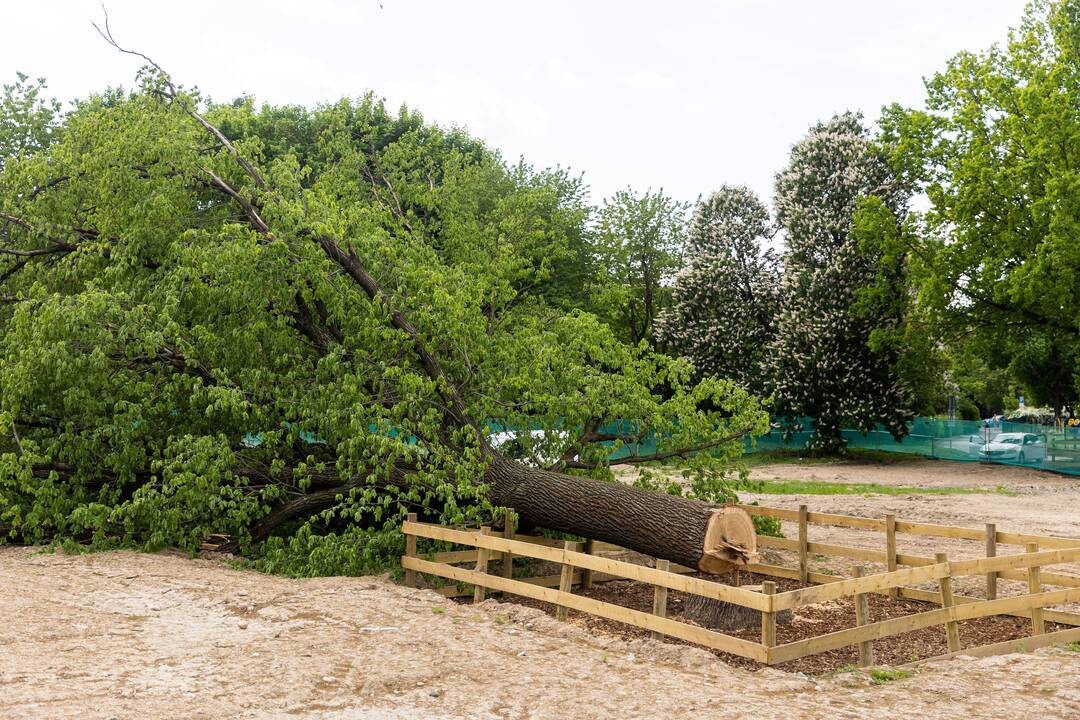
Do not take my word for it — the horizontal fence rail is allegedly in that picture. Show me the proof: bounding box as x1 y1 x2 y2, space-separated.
401 505 1080 666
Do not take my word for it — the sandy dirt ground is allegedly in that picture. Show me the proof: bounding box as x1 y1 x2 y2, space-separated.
3 458 1080 719
2 547 1080 720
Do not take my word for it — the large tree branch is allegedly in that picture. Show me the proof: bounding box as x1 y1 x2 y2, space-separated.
0 211 34 230
196 164 271 234
313 235 485 445
217 463 415 552
548 416 601 471
117 346 217 386
0 242 77 257
0 213 105 268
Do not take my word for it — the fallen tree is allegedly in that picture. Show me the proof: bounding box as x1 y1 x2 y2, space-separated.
0 34 767 575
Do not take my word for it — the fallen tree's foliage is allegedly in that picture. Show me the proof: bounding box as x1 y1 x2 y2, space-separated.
0 39 767 575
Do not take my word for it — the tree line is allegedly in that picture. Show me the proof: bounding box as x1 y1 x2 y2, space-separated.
587 1 1080 450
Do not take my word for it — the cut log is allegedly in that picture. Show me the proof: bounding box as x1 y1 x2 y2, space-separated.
485 455 758 573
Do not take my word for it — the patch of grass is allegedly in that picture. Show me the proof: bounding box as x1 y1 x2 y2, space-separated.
493 614 507 625
746 478 1016 497
869 668 910 684
1065 641 1080 652
431 606 445 614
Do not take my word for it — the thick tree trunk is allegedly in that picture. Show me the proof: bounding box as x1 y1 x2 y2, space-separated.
684 589 792 630
209 455 757 568
484 454 757 572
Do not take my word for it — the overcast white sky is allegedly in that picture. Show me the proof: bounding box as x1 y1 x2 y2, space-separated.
3 0 1025 206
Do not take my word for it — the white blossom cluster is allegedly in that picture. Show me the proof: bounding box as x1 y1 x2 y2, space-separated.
656 186 779 394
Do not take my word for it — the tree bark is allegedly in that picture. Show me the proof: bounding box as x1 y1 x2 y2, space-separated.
684 589 792 631
484 454 757 572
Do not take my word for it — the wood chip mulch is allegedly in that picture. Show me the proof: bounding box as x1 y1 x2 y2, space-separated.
454 566 1064 676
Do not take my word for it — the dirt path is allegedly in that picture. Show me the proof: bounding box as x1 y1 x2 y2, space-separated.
748 457 1073 492
2 547 1079 719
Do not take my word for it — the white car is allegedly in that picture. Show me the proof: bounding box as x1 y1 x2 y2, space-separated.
970 432 1046 465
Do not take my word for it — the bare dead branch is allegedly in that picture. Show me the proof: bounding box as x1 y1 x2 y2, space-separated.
94 5 268 189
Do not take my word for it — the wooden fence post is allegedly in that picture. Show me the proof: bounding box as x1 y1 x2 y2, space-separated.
798 504 809 584
404 512 418 588
1027 542 1045 635
501 509 515 580
985 523 997 600
556 540 575 622
935 552 961 653
761 581 777 658
473 526 491 604
581 538 595 590
650 559 671 640
853 566 874 667
885 513 898 599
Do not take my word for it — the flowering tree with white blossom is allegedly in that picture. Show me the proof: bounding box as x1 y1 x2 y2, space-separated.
656 186 779 394
767 113 913 452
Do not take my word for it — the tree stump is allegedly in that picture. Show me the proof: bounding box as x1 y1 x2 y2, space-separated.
683 581 792 631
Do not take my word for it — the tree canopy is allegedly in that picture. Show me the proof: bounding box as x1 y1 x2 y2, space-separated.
590 188 688 345
879 0 1080 417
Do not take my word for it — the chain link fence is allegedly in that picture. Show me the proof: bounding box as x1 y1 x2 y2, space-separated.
750 417 1080 474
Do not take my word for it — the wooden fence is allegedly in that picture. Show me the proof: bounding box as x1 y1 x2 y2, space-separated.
401 506 1080 666
738 503 1080 629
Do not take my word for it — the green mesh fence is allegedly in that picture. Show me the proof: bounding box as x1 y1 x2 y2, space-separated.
602 417 1080 475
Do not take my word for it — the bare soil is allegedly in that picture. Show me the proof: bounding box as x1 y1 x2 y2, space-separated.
3 547 1080 719
3 458 1080 718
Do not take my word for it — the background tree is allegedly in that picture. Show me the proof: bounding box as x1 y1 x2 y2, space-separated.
656 185 779 394
877 0 1080 418
767 113 915 452
0 57 765 576
591 188 688 345
0 73 60 167
1006 333 1077 417
212 95 596 315
948 343 1019 419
